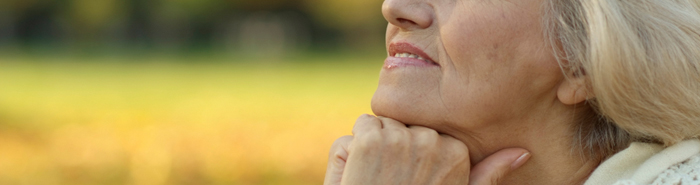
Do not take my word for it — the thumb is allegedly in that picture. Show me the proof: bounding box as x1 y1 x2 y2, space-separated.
469 148 531 185
324 135 353 185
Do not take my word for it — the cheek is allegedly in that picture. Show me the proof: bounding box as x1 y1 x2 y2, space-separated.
440 7 521 72
436 7 561 125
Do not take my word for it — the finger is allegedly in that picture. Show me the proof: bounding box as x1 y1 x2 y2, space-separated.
324 135 353 185
407 125 438 133
407 125 439 142
376 116 408 130
352 114 382 136
469 148 531 185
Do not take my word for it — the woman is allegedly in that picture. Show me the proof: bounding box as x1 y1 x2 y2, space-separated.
325 0 700 184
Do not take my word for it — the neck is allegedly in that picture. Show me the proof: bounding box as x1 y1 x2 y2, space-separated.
450 108 601 184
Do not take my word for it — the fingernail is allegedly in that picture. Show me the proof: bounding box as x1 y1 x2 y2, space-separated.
510 152 530 170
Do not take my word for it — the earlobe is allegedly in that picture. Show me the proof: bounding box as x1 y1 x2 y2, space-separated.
557 75 590 105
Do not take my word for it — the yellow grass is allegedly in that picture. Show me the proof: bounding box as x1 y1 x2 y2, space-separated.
0 54 382 185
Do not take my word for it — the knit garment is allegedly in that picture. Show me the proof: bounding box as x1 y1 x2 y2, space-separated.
611 153 700 185
651 153 700 185
585 139 700 185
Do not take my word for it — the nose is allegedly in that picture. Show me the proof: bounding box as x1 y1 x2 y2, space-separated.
382 0 433 30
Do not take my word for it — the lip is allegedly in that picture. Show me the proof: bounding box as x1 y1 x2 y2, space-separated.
385 42 439 69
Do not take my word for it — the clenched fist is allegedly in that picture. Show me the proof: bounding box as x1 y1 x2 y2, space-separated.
324 114 530 185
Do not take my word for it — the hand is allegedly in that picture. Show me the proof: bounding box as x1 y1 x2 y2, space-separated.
324 114 530 185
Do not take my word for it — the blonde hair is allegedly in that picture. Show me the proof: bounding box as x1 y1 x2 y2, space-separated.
545 0 700 159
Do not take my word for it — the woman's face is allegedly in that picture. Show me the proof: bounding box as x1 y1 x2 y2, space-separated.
372 0 563 134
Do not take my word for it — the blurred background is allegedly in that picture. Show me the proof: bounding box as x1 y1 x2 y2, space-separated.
0 0 387 184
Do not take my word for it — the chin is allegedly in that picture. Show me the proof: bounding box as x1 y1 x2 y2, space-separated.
370 65 448 126
370 84 440 127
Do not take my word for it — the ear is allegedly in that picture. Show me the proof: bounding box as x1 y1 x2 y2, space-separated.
557 71 591 105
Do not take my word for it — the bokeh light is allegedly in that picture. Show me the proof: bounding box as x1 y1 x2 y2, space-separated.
0 0 386 184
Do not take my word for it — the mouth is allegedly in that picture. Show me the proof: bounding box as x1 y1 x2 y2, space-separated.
386 42 439 68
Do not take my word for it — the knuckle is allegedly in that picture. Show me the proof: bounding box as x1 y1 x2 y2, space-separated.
414 128 439 141
442 140 469 161
490 171 506 184
413 132 438 151
384 128 410 146
330 148 342 157
422 127 440 136
357 114 380 124
356 113 374 120
353 130 383 150
450 150 469 163
329 135 352 156
332 155 345 167
330 150 347 165
373 129 410 154
443 136 467 149
352 114 380 135
330 135 351 148
331 135 352 146
383 132 401 146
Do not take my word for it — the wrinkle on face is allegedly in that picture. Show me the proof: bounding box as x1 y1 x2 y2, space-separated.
375 0 597 183
376 0 559 147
